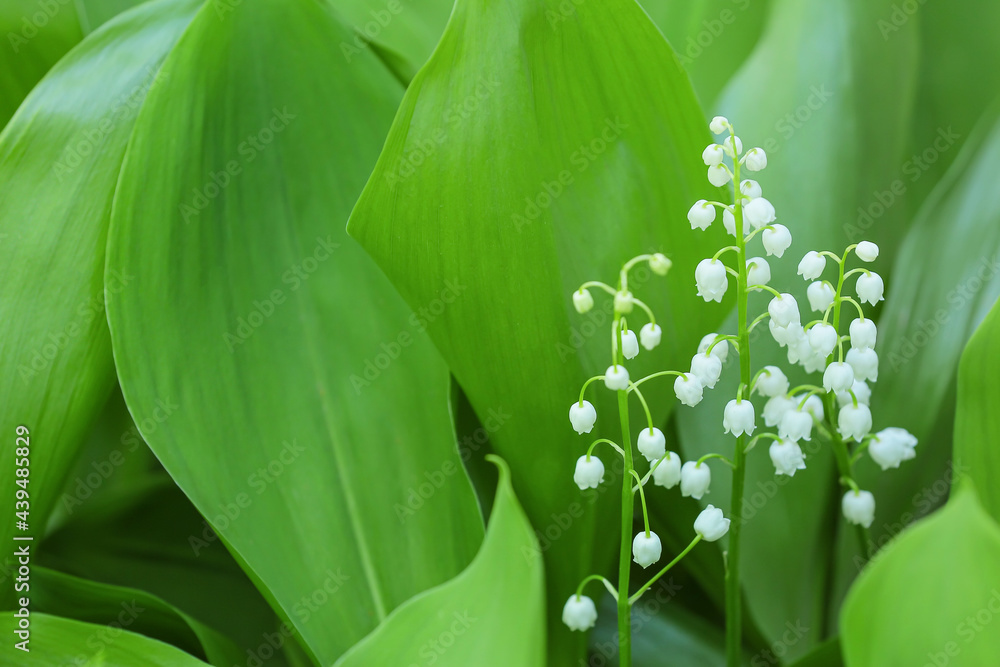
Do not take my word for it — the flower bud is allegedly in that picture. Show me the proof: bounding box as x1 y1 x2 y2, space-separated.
621 329 639 359
754 366 790 398
673 373 705 407
769 320 804 348
687 200 717 230
838 403 873 441
800 394 825 420
807 281 836 312
574 455 605 490
855 241 879 262
695 259 729 303
708 164 731 187
856 272 885 305
614 290 634 314
562 595 598 632
690 353 723 389
722 135 743 158
797 251 826 280
694 505 731 541
779 407 813 441
722 208 736 236
632 531 662 568
652 452 682 488
723 399 756 436
744 147 767 171
746 256 771 288
837 379 871 408
849 318 877 350
604 365 631 391
744 197 776 229
573 288 594 314
698 333 730 362
846 347 879 382
842 490 875 528
762 224 792 257
740 179 762 200
650 253 672 275
823 361 855 393
769 439 807 476
869 427 917 470
568 400 597 434
640 323 662 350
768 293 801 328
763 395 795 427
680 461 711 499
807 323 838 358
637 427 667 463
702 144 724 166
709 116 730 134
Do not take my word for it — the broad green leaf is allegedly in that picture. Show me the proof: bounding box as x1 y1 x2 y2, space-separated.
840 483 1000 666
335 457 545 667
787 638 844 667
639 0 772 109
0 0 199 606
77 0 151 33
346 0 729 658
954 297 1000 522
31 567 241 666
105 0 483 662
676 0 918 655
0 612 211 666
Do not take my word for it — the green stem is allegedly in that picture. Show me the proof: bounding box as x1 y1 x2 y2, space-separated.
726 140 749 667
629 535 702 604
615 317 634 667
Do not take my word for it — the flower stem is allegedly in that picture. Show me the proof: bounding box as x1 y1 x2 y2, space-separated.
615 316 633 667
726 144 749 667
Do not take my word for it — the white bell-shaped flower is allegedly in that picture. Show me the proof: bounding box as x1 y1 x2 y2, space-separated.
674 373 705 407
769 439 807 476
797 251 826 280
754 366 790 398
837 379 871 408
690 353 723 389
694 505 731 542
695 259 729 303
823 361 855 393
770 320 804 348
856 272 885 305
807 323 838 358
574 455 604 490
573 288 594 314
849 318 877 349
855 241 879 262
604 365 631 391
698 333 730 362
562 595 598 632
763 395 795 427
800 394 825 421
762 224 792 257
801 352 828 374
702 144 725 166
688 200 717 230
807 281 836 313
842 490 875 528
640 323 662 350
838 403 873 441
653 452 682 488
637 427 667 463
708 164 732 187
722 135 743 158
723 399 756 436
650 253 672 275
746 256 771 289
768 293 801 328
779 407 813 441
569 400 597 434
722 208 736 236
869 427 918 470
614 290 634 314
709 116 730 134
744 197 776 229
632 531 662 568
621 329 640 360
744 148 767 172
786 332 812 365
846 347 879 382
680 461 711 499
740 179 762 201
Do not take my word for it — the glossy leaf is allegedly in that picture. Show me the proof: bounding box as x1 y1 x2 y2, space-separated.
0 612 211 666
335 458 545 667
0 0 199 605
347 0 729 658
841 483 1000 666
105 0 483 663
954 297 1000 521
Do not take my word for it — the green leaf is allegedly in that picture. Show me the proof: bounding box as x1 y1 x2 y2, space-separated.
335 457 545 667
0 0 199 605
787 638 844 667
104 0 484 662
954 297 1000 522
77 0 151 34
31 567 242 666
840 483 1000 666
0 612 211 666
346 0 729 657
